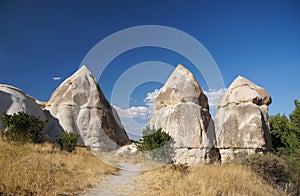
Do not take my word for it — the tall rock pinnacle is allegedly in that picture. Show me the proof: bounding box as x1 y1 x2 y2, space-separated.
149 64 217 164
215 76 272 161
45 65 130 150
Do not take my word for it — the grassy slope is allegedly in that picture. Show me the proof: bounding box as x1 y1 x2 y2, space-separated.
137 163 285 196
0 140 287 195
0 141 117 195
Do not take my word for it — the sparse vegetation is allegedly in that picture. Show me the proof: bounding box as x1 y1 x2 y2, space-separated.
171 163 190 176
243 153 290 191
1 112 46 143
58 132 79 152
0 140 117 195
136 126 173 162
1 101 299 195
137 163 283 195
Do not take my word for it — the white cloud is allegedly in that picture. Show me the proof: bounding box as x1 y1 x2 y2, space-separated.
112 89 160 121
113 105 149 120
144 89 159 105
204 88 227 108
143 89 159 115
53 77 61 81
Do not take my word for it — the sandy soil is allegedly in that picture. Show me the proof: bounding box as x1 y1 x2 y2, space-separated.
84 161 141 196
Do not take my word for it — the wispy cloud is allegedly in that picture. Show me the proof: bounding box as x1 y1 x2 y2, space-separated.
113 105 149 120
144 89 159 106
204 88 227 108
52 77 61 81
143 89 159 116
113 89 160 121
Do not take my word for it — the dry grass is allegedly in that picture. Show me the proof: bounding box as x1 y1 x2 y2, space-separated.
0 140 117 195
137 163 285 196
96 149 165 171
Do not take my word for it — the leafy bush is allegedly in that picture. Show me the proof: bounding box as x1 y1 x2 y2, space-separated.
243 153 290 191
58 132 78 152
1 112 46 143
136 126 173 162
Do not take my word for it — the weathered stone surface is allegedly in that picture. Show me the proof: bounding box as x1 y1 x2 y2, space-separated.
149 64 216 165
215 76 272 162
45 66 130 150
173 147 220 165
0 84 46 129
218 76 271 107
154 64 209 111
150 102 214 148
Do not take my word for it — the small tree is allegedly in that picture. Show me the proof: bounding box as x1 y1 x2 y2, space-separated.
269 99 300 194
290 100 300 141
270 114 293 153
136 126 173 162
1 112 46 143
58 132 78 152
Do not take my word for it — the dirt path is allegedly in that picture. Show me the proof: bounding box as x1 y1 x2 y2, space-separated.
84 162 141 196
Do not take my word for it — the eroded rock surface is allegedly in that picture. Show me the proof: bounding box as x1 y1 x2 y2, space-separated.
45 66 130 150
215 76 272 161
149 64 216 164
0 84 46 129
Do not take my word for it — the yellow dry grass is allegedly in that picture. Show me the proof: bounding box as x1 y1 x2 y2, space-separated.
0 140 117 195
137 163 285 196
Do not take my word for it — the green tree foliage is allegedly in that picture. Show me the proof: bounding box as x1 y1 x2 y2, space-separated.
269 99 300 194
1 112 46 143
57 132 78 152
270 100 300 155
136 126 173 162
290 100 300 139
270 114 292 151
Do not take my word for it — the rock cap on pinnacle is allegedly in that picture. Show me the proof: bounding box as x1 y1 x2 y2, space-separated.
218 75 271 107
47 65 98 106
153 64 208 110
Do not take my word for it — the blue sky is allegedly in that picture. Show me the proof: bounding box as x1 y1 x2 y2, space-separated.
0 0 299 136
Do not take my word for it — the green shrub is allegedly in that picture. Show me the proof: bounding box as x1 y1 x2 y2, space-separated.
1 112 46 143
57 132 78 152
269 99 300 194
270 100 300 155
284 150 300 195
243 153 290 191
136 126 173 162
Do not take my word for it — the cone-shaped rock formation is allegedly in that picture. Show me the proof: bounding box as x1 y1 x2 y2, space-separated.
215 76 272 161
149 64 217 164
45 66 130 150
